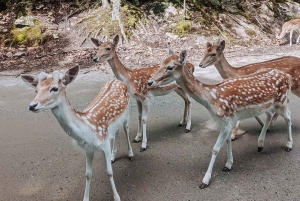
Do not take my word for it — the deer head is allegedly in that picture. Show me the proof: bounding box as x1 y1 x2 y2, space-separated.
20 65 79 112
199 39 225 68
148 50 187 87
91 35 119 62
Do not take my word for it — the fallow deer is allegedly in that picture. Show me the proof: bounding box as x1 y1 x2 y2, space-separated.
199 38 300 139
148 50 293 189
276 19 300 46
21 66 133 201
91 35 194 151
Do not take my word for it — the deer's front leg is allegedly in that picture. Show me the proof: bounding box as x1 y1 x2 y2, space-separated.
83 151 94 201
200 126 231 189
222 132 233 172
133 100 143 143
290 30 294 46
103 142 121 201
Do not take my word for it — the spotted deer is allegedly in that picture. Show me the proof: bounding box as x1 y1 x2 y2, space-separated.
276 19 300 46
199 38 300 139
91 35 194 152
20 66 133 201
148 50 293 189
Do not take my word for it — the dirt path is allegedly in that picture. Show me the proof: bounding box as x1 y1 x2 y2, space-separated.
1 46 300 200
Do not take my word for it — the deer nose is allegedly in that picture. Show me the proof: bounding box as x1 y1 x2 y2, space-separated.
148 80 154 86
199 64 203 68
29 103 38 111
92 57 99 62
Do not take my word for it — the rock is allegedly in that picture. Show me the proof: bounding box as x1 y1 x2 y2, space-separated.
53 34 59 39
1 28 8 33
165 32 178 40
14 52 25 57
18 48 26 51
6 52 13 58
14 16 35 27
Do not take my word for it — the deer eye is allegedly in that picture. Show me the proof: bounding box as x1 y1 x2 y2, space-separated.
166 66 174 71
50 87 58 93
211 53 217 57
106 47 111 51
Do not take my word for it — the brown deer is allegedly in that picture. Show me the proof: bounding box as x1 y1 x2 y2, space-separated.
199 38 300 139
148 50 293 189
91 35 194 151
276 19 300 46
21 66 133 201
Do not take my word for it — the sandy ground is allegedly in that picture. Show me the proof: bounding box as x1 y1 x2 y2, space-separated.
2 47 300 201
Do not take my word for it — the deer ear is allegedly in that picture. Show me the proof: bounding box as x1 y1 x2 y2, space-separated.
206 42 212 48
62 65 80 85
179 50 187 66
217 40 225 52
113 35 119 46
20 74 39 88
167 42 175 56
91 38 102 47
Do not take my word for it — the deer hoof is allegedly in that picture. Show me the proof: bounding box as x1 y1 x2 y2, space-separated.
132 139 140 143
199 183 209 189
285 147 292 152
177 123 184 127
140 148 147 152
128 157 133 161
185 129 190 133
258 147 263 152
111 160 115 164
221 167 231 172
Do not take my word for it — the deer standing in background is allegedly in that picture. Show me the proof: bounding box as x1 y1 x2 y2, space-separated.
199 38 300 139
21 66 133 201
91 35 194 151
276 19 300 46
148 50 293 189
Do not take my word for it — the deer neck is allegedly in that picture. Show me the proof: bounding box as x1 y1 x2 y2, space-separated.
175 67 213 110
51 93 88 141
107 51 131 84
214 53 237 79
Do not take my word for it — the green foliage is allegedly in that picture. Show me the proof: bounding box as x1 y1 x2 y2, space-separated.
171 20 192 37
10 20 45 46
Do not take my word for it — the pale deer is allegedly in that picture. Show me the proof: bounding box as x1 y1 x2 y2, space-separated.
20 66 133 201
276 19 300 46
148 50 293 189
91 35 194 152
199 38 300 139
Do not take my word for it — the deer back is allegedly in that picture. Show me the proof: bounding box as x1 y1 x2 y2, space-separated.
79 79 130 141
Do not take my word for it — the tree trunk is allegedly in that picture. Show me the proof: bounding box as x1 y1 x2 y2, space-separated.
102 0 109 10
111 0 128 44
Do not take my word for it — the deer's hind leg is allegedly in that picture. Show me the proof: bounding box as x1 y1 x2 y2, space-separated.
258 111 274 152
277 106 293 152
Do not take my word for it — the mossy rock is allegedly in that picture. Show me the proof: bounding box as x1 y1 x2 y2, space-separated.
10 18 46 46
171 20 192 37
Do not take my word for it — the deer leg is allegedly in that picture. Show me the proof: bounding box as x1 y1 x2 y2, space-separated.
280 107 293 152
111 130 119 163
222 131 233 171
290 30 294 46
254 116 264 127
123 115 134 160
231 121 240 140
103 142 121 201
297 34 300 44
200 126 232 189
269 113 279 129
258 112 274 152
174 87 192 133
140 100 150 152
133 100 143 143
83 151 94 201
